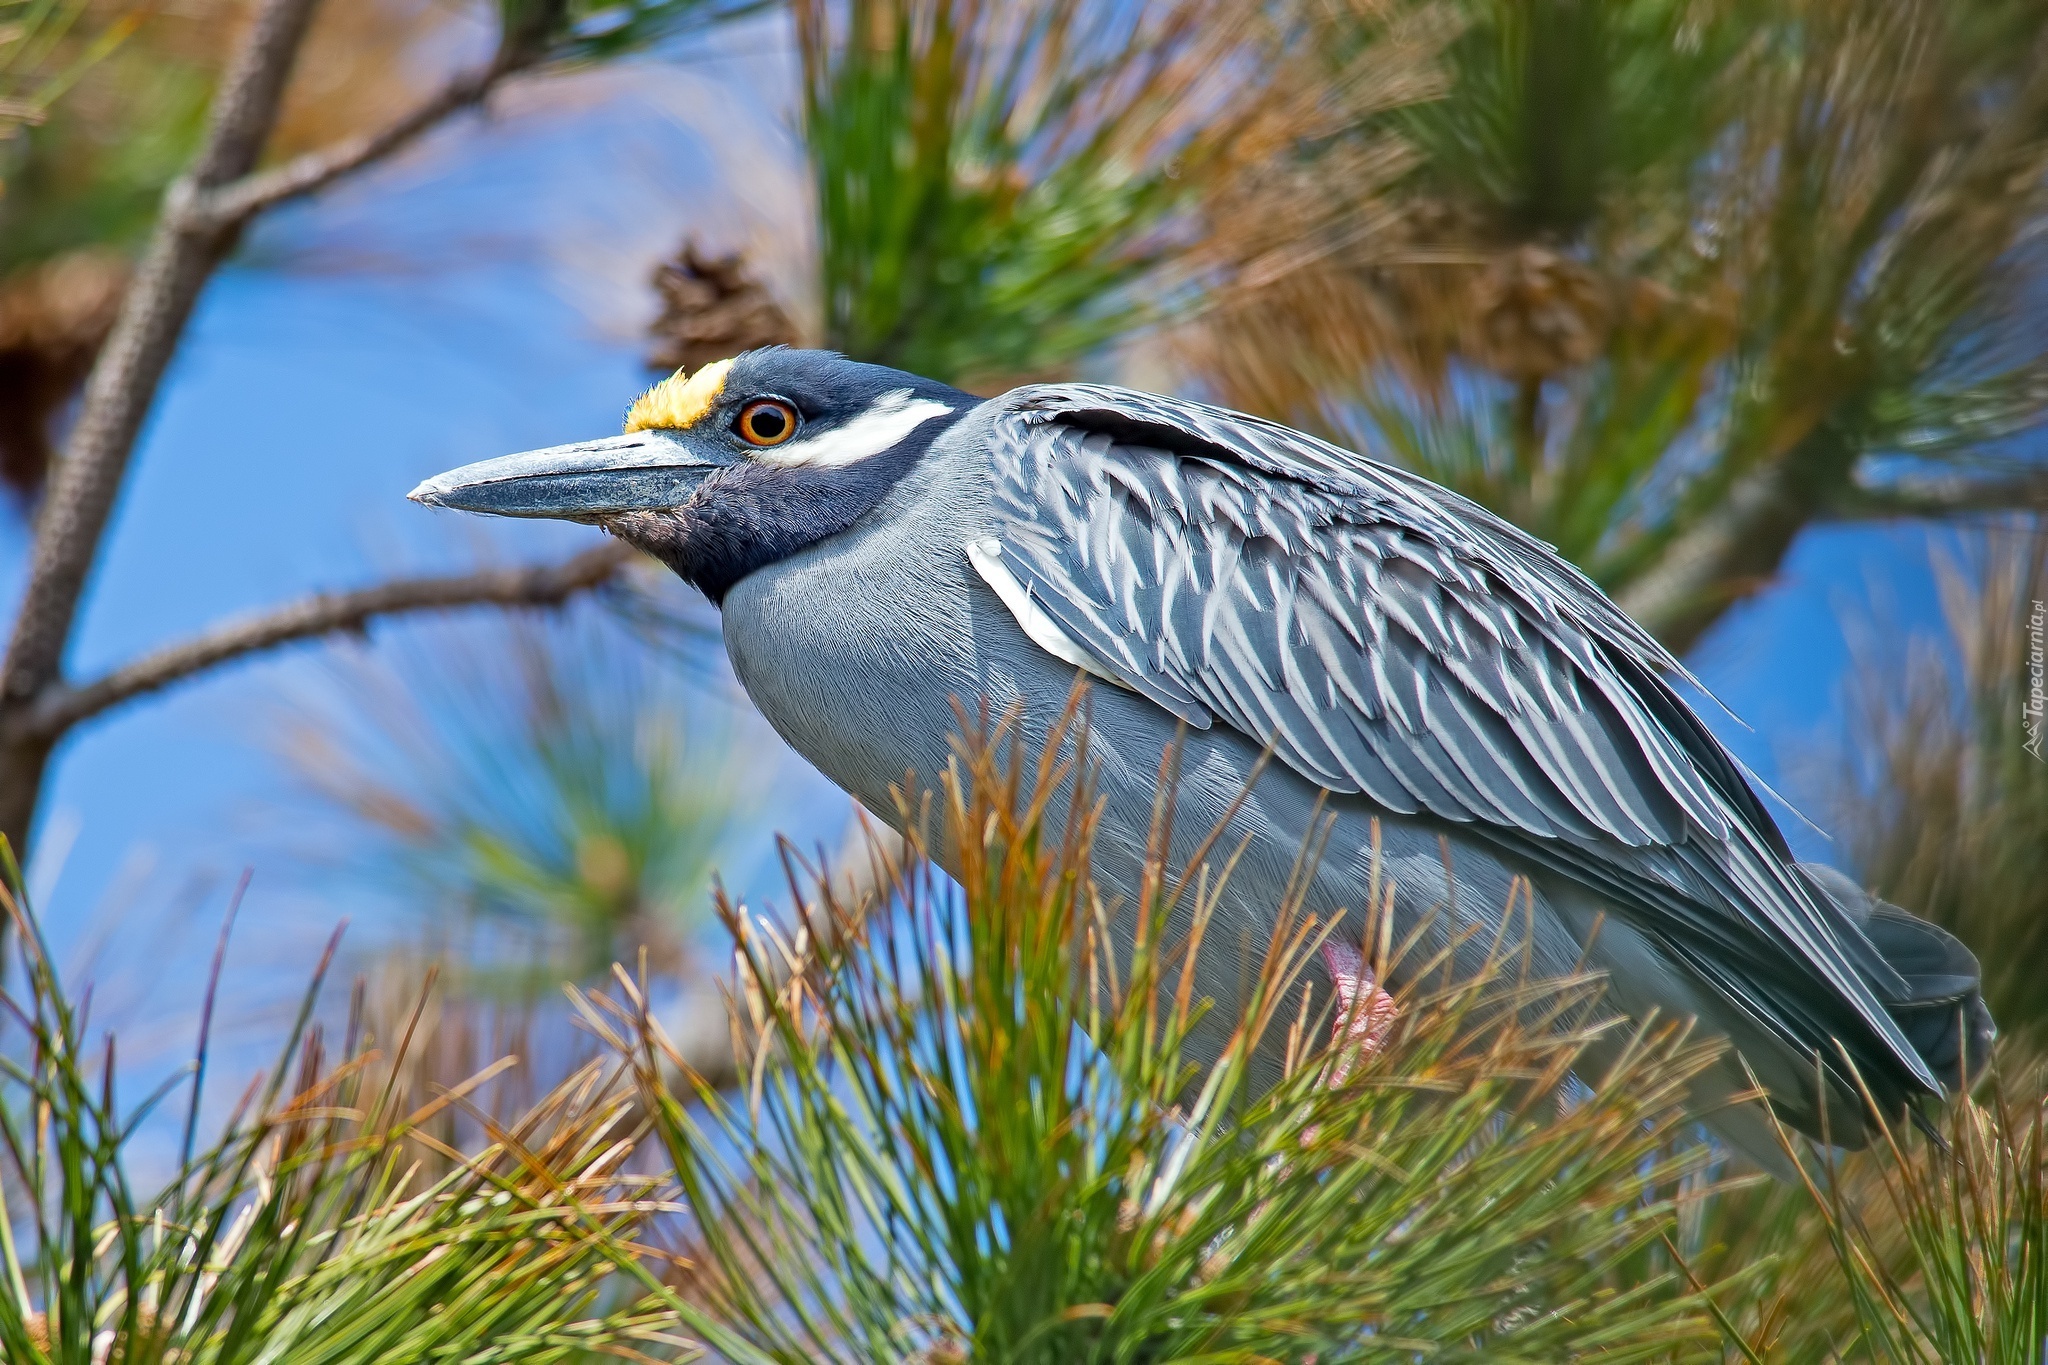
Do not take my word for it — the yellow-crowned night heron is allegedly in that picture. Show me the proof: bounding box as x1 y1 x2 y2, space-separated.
410 348 1993 1166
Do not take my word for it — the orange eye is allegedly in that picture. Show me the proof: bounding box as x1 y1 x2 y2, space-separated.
735 398 798 447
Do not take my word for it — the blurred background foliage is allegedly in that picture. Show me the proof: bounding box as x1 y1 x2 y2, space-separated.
789 0 1412 390
278 579 738 987
1188 0 2048 653
1809 521 2048 1049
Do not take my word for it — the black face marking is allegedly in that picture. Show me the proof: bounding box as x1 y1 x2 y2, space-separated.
605 349 974 603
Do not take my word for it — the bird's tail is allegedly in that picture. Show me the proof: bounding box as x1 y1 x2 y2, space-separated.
1796 863 1996 1094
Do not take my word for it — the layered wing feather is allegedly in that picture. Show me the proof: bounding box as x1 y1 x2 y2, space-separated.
980 383 1938 1102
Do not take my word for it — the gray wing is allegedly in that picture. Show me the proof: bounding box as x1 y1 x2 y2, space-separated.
981 382 1940 1104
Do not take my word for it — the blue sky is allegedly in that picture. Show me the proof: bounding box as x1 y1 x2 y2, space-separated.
0 32 1959 1118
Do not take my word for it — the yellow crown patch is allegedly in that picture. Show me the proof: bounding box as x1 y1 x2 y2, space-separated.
625 357 734 432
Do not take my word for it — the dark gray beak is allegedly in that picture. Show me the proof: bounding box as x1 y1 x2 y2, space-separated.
407 430 722 519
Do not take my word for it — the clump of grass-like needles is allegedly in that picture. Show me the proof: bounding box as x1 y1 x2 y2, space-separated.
1717 1056 2047 1364
280 603 743 988
579 709 1745 1362
795 0 1428 390
0 867 694 1365
1191 0 2048 653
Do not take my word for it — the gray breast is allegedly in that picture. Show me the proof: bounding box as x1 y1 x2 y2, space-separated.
719 422 1002 815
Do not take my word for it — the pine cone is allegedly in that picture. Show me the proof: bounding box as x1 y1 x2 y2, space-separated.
1464 245 1611 380
645 243 798 374
0 248 130 497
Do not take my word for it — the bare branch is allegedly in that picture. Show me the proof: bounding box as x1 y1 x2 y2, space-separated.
195 63 505 229
187 0 328 188
10 543 633 743
192 0 591 228
1 0 325 711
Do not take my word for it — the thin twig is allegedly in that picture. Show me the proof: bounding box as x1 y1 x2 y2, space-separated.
193 60 516 229
7 542 633 742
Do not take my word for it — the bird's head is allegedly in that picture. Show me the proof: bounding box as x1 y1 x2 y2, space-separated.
409 348 973 603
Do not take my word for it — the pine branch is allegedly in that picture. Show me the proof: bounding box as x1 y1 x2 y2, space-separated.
5 543 632 744
1618 459 2048 651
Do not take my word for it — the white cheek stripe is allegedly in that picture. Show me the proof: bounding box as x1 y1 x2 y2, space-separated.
757 389 955 468
965 538 1135 692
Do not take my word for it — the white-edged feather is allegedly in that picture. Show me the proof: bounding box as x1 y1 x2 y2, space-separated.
965 538 1134 691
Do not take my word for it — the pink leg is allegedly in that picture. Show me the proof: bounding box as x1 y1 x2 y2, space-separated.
1320 939 1398 1086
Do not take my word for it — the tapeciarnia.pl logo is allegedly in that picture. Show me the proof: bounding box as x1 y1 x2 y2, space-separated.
2027 598 2046 761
